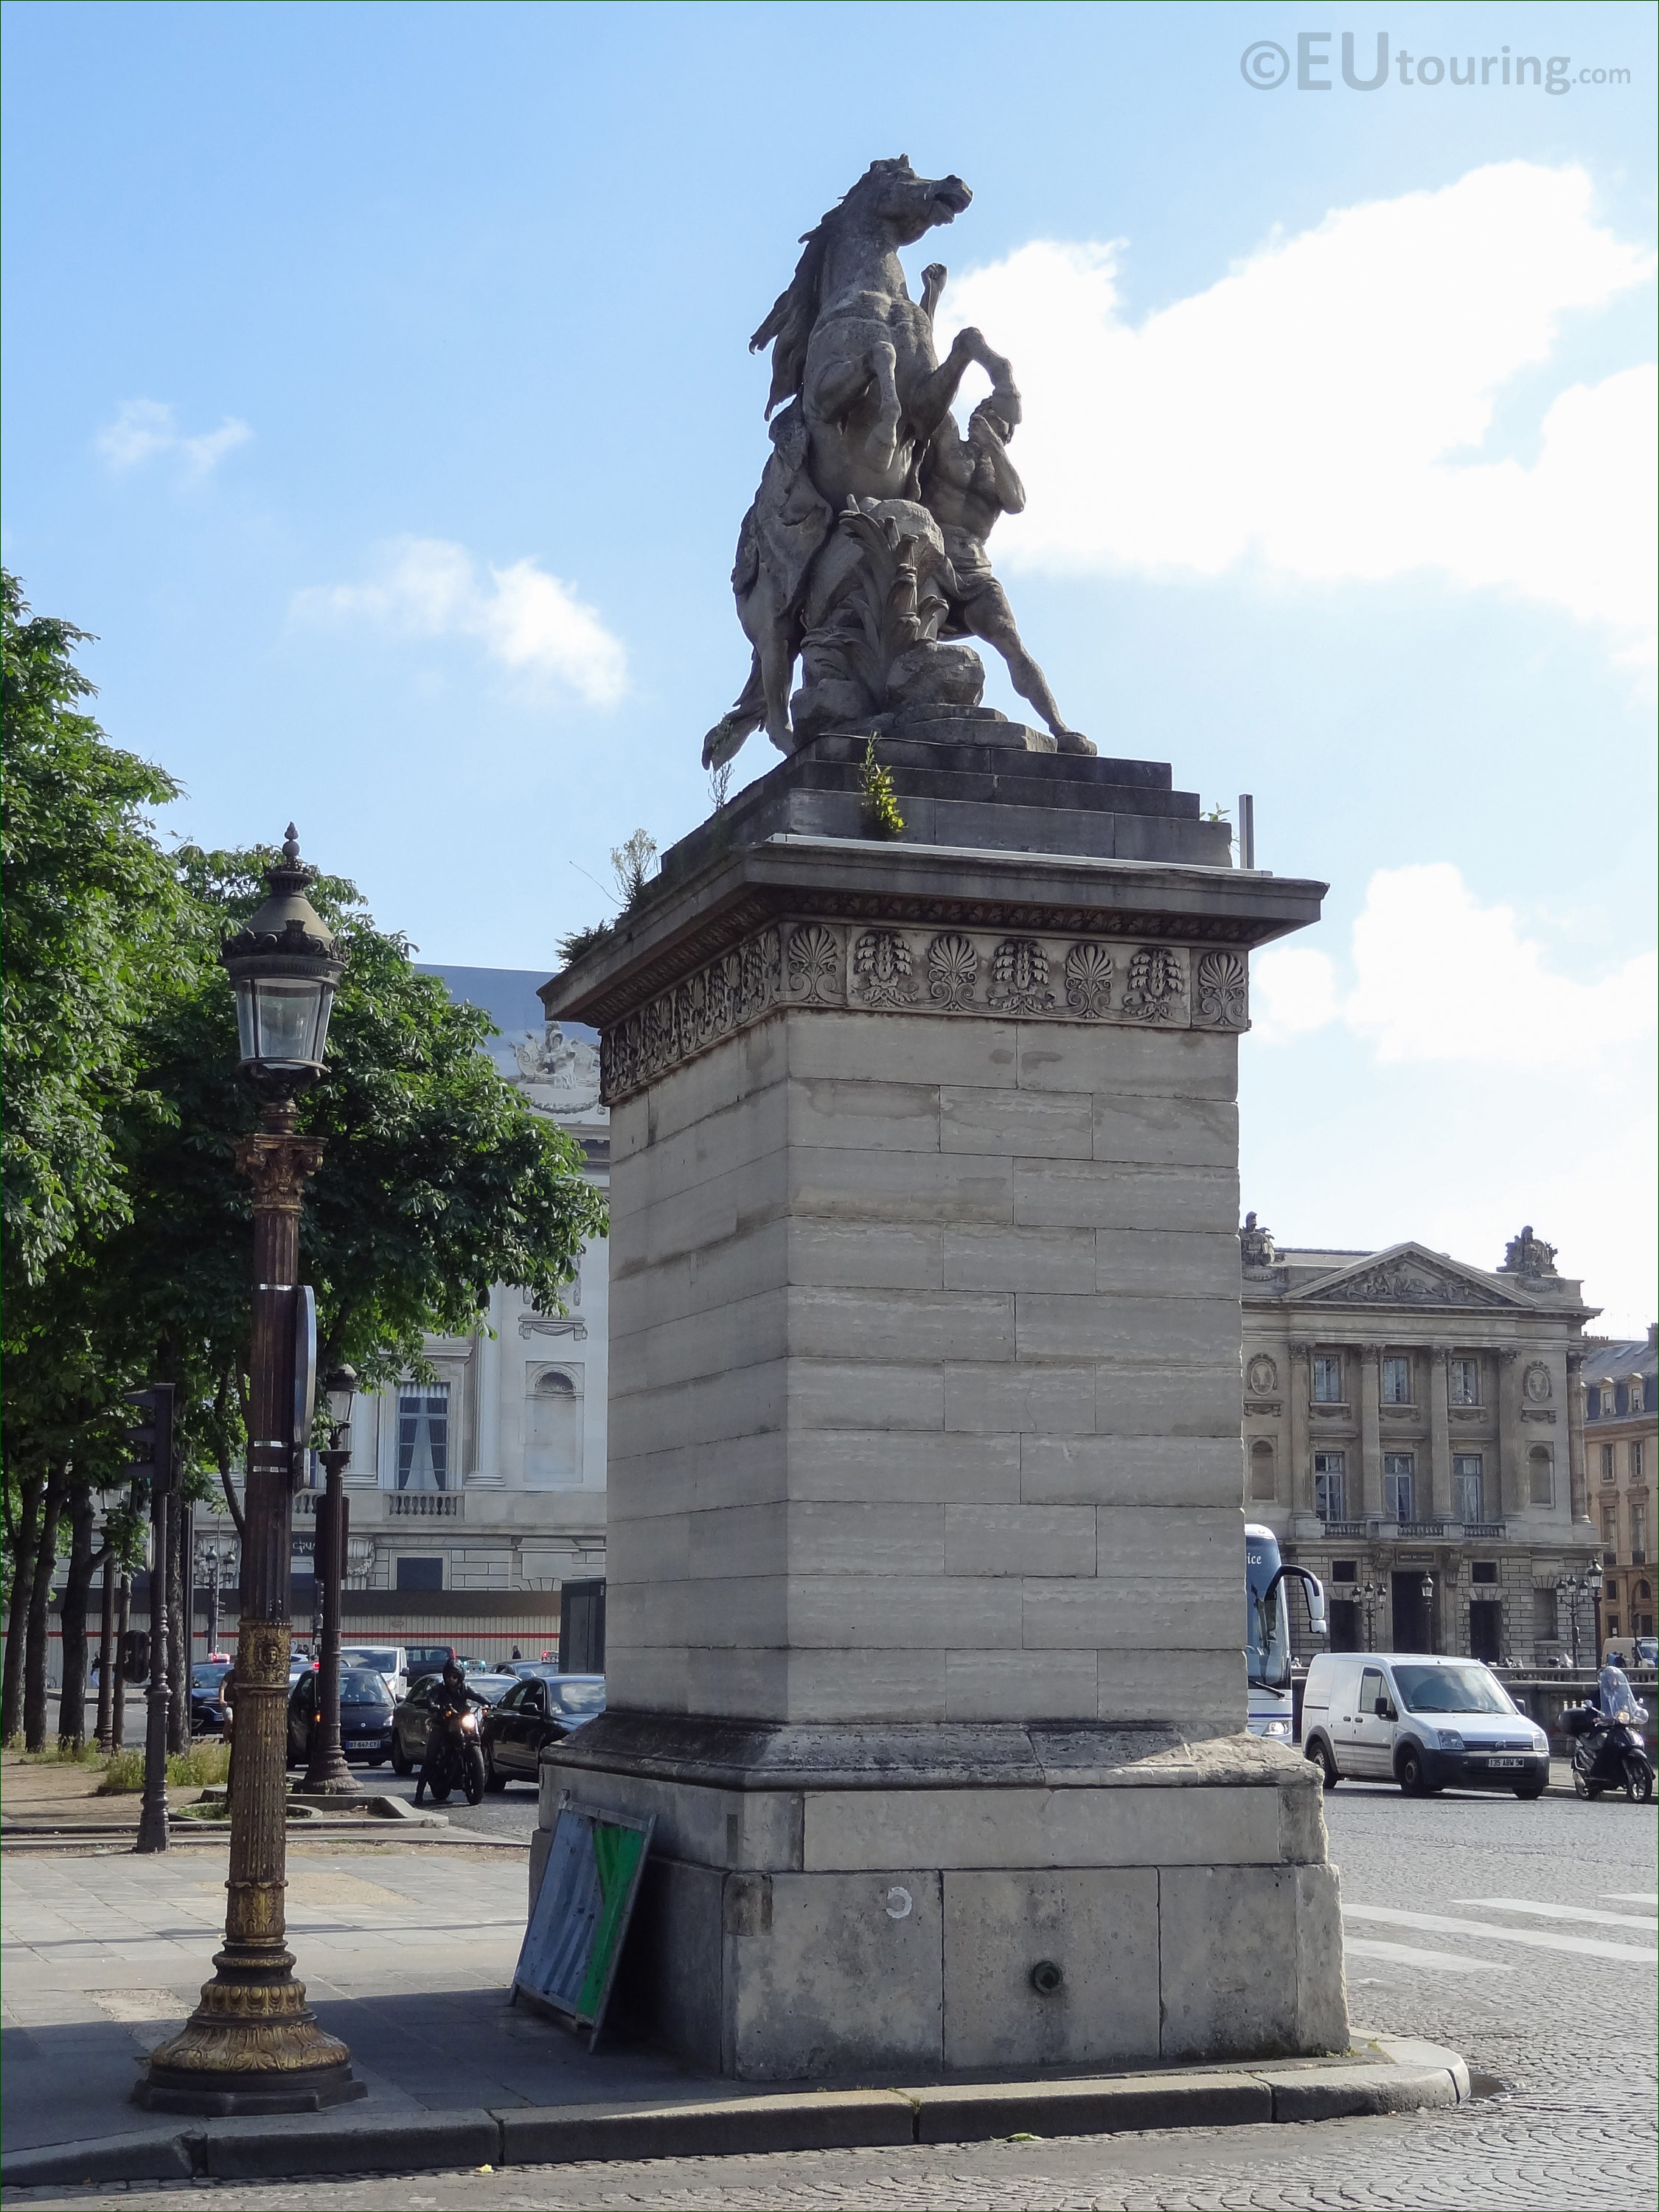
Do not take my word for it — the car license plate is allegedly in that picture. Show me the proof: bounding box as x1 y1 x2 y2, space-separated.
347 1738 380 1750
1486 1756 1523 1767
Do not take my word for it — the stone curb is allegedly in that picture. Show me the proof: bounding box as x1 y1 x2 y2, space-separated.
0 2039 1468 2191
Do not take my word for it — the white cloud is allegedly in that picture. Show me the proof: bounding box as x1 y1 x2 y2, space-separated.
96 399 251 476
1247 864 1656 1335
296 537 627 707
939 163 1657 665
1256 863 1657 1068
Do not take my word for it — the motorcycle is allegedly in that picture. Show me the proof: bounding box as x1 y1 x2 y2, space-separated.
422 1704 487 1806
1565 1700 1655 1803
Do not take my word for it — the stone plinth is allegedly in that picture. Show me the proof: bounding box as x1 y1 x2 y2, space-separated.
538 733 1340 2078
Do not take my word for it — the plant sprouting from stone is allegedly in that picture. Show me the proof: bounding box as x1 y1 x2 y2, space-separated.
708 760 733 813
611 829 658 911
860 737 904 838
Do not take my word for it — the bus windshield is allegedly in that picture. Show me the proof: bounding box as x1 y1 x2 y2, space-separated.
1246 1526 1291 1691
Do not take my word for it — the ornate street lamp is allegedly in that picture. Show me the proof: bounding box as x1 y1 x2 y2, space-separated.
140 828 363 2115
302 1368 359 1796
1419 1571 1436 1654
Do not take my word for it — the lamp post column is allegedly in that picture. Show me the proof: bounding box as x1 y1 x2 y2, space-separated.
304 1374 358 1796
139 827 361 2115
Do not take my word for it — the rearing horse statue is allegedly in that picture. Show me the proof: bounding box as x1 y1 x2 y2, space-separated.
703 157 1018 768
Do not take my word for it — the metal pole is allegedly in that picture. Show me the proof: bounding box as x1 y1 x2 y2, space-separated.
1237 793 1256 871
136 1444 172 1854
205 1546 220 1662
139 1099 361 2112
302 1448 357 1794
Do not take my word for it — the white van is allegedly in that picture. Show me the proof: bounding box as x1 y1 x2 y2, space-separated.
1301 1652 1549 1798
339 1646 409 1702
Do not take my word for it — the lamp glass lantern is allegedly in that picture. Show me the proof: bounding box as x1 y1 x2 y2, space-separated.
323 1366 357 1454
220 827 344 1089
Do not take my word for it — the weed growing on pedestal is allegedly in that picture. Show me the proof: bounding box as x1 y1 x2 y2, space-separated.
860 736 904 837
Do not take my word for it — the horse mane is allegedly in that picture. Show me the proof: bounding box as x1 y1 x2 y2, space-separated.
749 158 914 420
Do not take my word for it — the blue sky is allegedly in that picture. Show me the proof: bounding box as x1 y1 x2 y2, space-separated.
3 0 1654 1329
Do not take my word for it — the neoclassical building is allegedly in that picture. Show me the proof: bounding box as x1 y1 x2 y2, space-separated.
335 968 611 1598
1240 1219 1602 1665
1586 1326 1658 1649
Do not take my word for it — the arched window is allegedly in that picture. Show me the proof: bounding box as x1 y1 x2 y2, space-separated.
1249 1439 1276 1501
524 1367 582 1490
1528 1446 1554 1507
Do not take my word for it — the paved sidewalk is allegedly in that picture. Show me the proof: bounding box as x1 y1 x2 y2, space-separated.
1 1842 700 2155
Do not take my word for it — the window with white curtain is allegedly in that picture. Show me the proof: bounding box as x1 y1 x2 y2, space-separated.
396 1385 450 1491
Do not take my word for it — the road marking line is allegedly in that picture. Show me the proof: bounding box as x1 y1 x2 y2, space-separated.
1452 1896 1658 1932
1344 1938 1512 1975
1604 1893 1659 1906
1343 1905 1658 1964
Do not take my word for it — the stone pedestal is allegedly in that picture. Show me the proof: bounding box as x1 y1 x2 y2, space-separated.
540 726 1341 2079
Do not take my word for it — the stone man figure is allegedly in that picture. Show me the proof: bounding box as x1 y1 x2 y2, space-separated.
919 397 1093 753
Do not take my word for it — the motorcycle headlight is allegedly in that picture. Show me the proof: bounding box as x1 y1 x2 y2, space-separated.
1436 1729 1466 1752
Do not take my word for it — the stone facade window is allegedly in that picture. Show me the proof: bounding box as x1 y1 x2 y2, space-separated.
1633 1503 1649 1562
1531 1587 1558 1642
1453 1453 1484 1523
1312 1354 1343 1403
1449 1357 1480 1408
1249 1439 1276 1500
1602 1442 1618 1481
1382 1356 1412 1405
1602 1501 1619 1548
396 1385 451 1492
524 1368 583 1490
1313 1450 1346 1520
1632 1439 1646 1481
1631 1377 1648 1415
1382 1453 1414 1521
1528 1446 1554 1507
1470 1559 1498 1585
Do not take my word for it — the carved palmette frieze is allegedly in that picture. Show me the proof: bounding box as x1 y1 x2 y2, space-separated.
598 922 1245 1101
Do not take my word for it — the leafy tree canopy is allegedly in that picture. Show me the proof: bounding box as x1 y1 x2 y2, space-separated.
1 569 179 1284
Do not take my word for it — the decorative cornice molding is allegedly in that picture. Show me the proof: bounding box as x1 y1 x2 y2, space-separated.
597 917 1250 1103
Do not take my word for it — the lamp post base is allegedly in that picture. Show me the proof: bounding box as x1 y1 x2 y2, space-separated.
298 1761 361 1796
135 1952 365 2115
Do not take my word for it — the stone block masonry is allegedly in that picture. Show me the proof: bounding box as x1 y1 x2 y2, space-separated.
540 728 1336 2079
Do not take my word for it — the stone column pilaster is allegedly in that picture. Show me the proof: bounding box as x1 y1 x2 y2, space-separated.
1566 1351 1590 1526
1495 1349 1521 1523
1427 1349 1452 1528
1358 1345 1382 1524
1290 1341 1313 1520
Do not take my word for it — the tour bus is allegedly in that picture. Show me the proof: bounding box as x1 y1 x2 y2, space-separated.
1247 1522 1327 1739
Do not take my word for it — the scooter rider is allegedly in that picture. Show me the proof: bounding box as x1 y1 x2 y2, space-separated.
414 1660 484 1806
1598 1655 1638 1722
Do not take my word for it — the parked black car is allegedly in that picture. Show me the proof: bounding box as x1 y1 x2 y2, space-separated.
285 1669 394 1769
481 1674 605 1790
189 1660 234 1737
405 1644 455 1685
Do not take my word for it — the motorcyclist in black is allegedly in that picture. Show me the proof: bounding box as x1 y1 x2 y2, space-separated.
414 1660 483 1806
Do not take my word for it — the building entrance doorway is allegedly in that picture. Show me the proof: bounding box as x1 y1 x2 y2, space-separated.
1392 1569 1431 1652
1328 1598 1360 1652
1468 1599 1501 1664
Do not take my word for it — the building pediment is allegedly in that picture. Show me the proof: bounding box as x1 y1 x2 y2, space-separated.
1295 1245 1524 1310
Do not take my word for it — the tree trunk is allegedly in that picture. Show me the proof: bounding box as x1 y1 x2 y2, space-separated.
23 1466 67 1751
2 1472 44 1742
166 1486 189 1753
112 1571 131 1750
56 1489 99 1748
97 1535 119 1752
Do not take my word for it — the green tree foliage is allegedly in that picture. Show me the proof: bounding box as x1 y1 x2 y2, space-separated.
1 569 179 1284
2 570 607 1738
